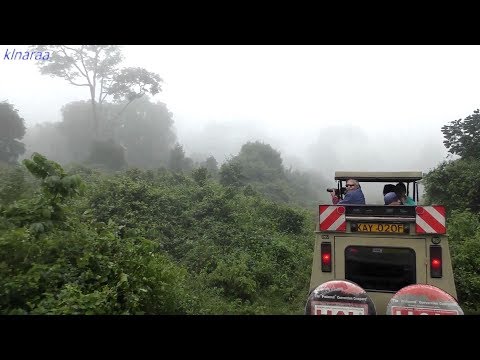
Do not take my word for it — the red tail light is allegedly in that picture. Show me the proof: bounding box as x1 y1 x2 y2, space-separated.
430 245 442 278
321 242 332 272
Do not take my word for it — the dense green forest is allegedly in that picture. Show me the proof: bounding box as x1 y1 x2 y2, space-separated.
4 101 480 314
2 45 480 314
0 149 316 314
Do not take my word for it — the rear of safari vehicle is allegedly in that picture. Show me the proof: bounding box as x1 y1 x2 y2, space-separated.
308 171 458 315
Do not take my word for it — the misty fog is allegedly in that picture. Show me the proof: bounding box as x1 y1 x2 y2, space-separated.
1 45 477 207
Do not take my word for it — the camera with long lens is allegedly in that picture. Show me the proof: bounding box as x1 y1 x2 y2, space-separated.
326 187 347 196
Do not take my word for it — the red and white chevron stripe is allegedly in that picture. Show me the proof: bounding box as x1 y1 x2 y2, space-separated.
415 206 446 234
319 205 346 232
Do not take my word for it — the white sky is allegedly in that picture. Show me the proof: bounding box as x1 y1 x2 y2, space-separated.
0 45 478 176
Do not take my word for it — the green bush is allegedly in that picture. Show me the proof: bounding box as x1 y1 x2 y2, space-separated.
447 210 480 310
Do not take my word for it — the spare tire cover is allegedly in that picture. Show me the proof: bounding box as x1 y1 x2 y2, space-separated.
305 280 376 315
386 284 463 315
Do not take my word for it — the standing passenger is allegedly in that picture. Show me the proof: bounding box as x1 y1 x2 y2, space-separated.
383 184 396 196
384 192 401 205
331 178 366 205
395 182 416 205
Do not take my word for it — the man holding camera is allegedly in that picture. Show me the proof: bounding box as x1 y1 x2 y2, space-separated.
330 178 366 205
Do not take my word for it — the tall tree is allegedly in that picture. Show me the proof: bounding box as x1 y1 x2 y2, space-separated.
0 101 26 165
23 122 70 164
117 98 177 168
423 158 480 214
58 100 95 162
30 45 162 138
203 155 218 175
168 143 193 172
57 98 177 167
235 141 285 182
219 159 245 187
441 109 480 159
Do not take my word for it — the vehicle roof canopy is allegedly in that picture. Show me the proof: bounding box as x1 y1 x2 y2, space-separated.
335 171 423 182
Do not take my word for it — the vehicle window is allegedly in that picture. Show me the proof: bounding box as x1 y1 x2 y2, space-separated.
345 246 416 292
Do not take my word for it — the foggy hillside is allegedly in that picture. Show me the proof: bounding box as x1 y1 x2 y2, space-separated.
173 120 450 204
1 45 470 206
19 105 452 206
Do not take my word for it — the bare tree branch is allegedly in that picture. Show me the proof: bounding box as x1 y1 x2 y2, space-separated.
60 46 88 79
99 78 104 104
65 78 90 87
100 77 114 103
77 48 93 89
92 47 99 101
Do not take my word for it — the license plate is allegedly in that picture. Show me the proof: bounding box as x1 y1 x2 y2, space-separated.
357 223 404 233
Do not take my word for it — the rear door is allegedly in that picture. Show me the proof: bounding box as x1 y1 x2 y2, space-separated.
334 235 427 293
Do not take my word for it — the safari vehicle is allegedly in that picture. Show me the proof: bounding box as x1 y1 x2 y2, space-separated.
307 171 462 315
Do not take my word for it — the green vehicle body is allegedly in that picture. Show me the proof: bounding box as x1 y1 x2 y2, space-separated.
308 171 458 315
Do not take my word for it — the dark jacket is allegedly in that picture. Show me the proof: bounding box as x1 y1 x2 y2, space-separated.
337 188 366 205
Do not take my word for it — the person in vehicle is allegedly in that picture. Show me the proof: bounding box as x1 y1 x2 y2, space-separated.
331 178 366 205
384 191 401 205
395 182 416 205
383 184 396 196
